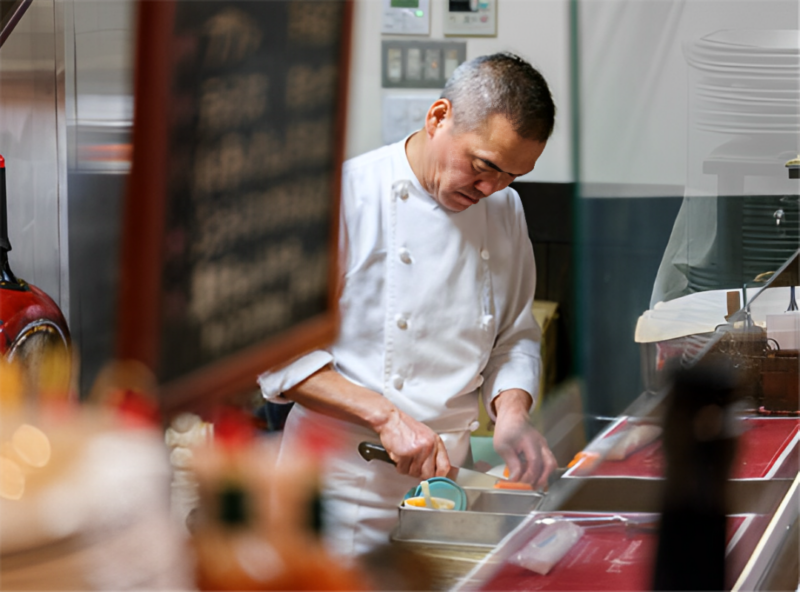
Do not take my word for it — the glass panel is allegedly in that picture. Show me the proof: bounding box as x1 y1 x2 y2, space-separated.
573 0 800 417
561 9 799 585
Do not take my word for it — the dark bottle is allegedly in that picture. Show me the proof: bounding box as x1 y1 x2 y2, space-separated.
653 360 740 591
0 155 19 286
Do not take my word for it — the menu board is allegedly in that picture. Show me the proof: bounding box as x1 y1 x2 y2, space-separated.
118 1 351 412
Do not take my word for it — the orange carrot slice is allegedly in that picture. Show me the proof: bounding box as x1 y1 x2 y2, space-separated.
494 481 533 490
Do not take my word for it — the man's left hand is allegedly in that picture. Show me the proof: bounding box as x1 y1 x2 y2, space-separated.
492 389 557 489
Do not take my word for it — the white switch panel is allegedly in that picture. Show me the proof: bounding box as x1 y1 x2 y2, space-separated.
382 41 466 88
382 94 440 145
443 0 497 37
382 0 431 35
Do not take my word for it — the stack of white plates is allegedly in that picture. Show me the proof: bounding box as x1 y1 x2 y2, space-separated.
684 29 800 135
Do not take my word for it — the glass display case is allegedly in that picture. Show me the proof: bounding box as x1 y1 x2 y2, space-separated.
569 2 799 589
573 0 799 420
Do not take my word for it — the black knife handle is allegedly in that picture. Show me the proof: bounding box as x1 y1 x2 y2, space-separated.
358 442 395 465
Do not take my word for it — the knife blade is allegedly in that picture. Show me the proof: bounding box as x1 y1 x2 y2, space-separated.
357 441 500 488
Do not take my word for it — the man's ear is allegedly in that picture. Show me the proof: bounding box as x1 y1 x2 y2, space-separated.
424 99 452 138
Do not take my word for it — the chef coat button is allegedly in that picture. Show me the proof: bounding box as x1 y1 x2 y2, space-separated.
399 248 412 264
469 421 481 432
395 315 408 330
480 249 490 261
392 180 411 201
392 375 404 390
476 375 484 387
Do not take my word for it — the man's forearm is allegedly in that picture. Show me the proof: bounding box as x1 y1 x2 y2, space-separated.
283 366 397 433
492 388 533 418
284 366 451 478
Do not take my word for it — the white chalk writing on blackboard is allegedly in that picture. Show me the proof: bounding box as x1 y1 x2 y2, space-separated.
199 74 269 132
287 2 340 46
192 121 332 196
203 8 262 68
192 175 330 259
196 246 329 355
189 238 303 322
289 248 328 302
285 64 337 110
201 294 290 355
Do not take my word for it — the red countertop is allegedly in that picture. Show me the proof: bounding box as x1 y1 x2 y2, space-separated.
567 417 799 480
480 512 771 591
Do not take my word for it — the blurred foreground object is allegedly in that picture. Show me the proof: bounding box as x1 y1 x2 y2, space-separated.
88 359 161 427
165 412 214 532
0 155 71 398
189 411 367 590
653 361 740 591
0 378 192 590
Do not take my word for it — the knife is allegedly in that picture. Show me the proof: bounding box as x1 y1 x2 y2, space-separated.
357 441 500 488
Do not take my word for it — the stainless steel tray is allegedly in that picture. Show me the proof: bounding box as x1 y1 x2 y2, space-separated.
391 488 546 547
392 478 793 547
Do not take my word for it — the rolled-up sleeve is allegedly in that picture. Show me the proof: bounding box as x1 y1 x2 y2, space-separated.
257 350 333 403
481 194 542 420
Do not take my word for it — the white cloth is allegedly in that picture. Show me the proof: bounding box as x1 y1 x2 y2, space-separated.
258 137 541 554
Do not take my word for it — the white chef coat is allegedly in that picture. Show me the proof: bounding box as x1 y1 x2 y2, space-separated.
258 136 541 555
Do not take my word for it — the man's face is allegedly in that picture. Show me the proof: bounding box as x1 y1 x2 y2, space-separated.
424 108 547 212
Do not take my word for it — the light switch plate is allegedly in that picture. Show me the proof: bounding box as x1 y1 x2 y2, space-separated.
382 40 466 88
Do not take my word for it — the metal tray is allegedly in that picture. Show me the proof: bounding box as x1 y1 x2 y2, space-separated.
392 478 793 547
391 488 546 547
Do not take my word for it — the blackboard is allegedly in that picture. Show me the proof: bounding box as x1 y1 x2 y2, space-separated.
118 0 351 413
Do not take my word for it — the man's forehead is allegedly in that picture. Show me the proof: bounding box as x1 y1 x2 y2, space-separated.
469 131 545 176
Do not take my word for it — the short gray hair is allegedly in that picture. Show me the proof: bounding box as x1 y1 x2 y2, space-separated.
441 53 555 142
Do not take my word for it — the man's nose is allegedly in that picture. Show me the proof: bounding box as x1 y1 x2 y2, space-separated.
474 174 509 197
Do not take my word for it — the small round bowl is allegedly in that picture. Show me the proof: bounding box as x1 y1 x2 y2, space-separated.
402 477 467 511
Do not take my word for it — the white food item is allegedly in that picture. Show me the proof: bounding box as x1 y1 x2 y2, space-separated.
164 414 213 449
169 446 194 470
402 496 456 510
171 413 201 434
420 480 434 508
164 414 212 532
606 424 662 461
509 520 584 575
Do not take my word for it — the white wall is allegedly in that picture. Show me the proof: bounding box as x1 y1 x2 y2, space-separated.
578 0 799 194
345 0 573 183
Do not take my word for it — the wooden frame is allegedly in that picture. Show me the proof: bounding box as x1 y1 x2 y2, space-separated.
118 0 352 415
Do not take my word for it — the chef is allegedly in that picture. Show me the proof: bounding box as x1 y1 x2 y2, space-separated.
259 53 557 555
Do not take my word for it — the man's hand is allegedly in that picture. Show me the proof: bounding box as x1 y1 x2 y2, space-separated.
375 408 451 480
492 389 557 489
284 367 450 480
